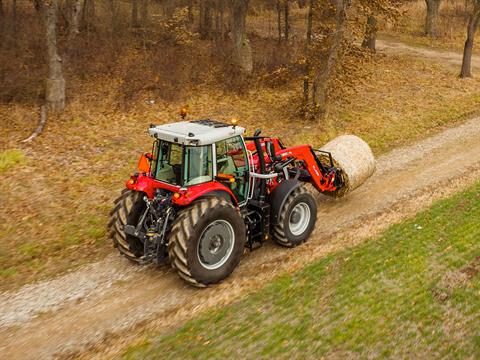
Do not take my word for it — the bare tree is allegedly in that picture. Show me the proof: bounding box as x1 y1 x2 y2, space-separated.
230 0 252 73
43 0 65 112
303 0 314 103
306 0 313 43
214 0 226 41
284 0 290 40
132 0 139 27
68 0 82 42
460 0 480 78
81 0 95 30
0 0 3 41
277 0 282 41
188 0 194 23
141 0 148 25
12 0 17 35
199 0 213 39
107 0 117 40
276 0 290 41
304 0 350 118
362 15 377 51
425 0 441 36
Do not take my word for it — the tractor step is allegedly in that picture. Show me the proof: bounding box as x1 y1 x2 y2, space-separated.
243 200 270 251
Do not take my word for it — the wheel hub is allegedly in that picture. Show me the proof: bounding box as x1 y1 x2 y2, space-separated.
198 220 235 270
288 202 311 236
208 235 223 254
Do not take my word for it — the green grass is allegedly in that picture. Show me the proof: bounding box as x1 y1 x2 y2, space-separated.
0 149 26 174
124 181 480 359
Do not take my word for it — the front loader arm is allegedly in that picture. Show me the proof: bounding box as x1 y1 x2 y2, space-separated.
276 145 342 193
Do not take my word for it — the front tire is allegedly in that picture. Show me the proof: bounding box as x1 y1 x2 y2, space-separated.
272 186 317 247
108 190 145 262
168 198 245 287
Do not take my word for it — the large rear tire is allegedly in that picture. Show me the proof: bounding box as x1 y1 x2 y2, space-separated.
168 198 245 287
108 190 145 262
272 186 317 247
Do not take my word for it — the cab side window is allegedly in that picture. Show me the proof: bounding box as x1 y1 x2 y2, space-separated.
215 136 248 203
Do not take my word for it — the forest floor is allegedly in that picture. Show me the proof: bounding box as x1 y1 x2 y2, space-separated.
1 105 480 359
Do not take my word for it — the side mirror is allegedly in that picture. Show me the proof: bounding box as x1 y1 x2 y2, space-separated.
265 141 276 161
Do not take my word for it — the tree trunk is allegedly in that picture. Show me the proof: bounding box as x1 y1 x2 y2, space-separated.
306 0 313 43
425 0 441 37
199 0 213 39
12 0 17 34
132 0 139 27
230 0 252 74
362 15 377 51
284 0 289 40
188 0 193 23
276 0 282 41
141 0 148 25
310 0 349 118
214 0 225 41
303 0 314 104
108 0 116 36
81 0 95 30
68 0 82 42
0 0 3 44
460 4 480 78
64 0 81 60
43 0 66 112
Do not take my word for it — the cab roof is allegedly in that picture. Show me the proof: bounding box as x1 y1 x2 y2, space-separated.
148 119 245 146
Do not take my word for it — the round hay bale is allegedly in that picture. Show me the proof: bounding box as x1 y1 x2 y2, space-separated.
317 135 376 198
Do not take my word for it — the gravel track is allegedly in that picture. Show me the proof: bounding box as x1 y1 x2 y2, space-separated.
376 39 480 68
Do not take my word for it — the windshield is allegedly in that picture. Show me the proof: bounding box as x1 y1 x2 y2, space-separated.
153 140 213 186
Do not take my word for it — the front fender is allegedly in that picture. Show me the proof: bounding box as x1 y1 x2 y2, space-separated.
268 179 301 225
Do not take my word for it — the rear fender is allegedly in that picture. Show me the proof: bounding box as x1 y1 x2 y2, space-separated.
268 179 301 225
173 182 238 207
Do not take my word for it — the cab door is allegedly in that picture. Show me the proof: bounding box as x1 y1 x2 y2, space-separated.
215 136 250 205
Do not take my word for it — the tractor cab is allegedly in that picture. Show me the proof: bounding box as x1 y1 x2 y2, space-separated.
147 119 250 205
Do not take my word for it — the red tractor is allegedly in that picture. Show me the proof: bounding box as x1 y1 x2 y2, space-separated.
109 118 345 287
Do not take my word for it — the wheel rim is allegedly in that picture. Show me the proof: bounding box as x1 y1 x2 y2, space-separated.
197 220 235 270
288 202 311 236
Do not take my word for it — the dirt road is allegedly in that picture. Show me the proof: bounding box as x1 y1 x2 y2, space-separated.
377 39 480 68
1 114 480 359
